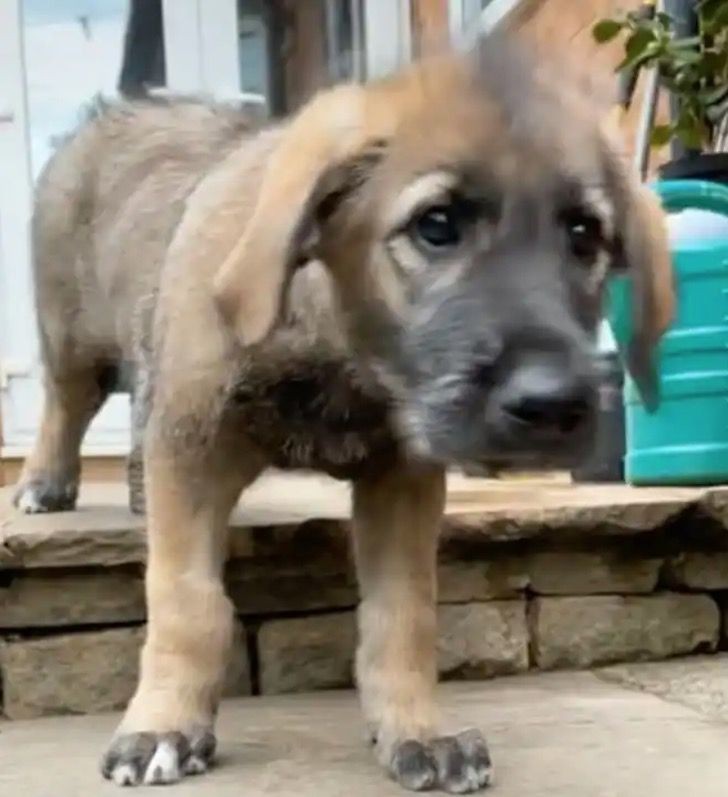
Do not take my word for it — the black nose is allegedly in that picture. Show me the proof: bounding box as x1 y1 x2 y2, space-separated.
500 365 593 436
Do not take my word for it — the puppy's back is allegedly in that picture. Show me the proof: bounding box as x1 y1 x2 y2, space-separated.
32 98 258 364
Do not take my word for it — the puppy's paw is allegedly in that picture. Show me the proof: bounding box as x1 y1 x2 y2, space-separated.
101 728 216 787
389 729 492 794
13 477 77 513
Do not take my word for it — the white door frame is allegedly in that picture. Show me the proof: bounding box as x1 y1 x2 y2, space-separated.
363 0 412 79
449 0 530 46
0 0 45 457
0 0 137 457
160 0 264 103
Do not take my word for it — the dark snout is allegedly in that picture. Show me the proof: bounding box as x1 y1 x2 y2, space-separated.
406 327 599 469
485 349 597 461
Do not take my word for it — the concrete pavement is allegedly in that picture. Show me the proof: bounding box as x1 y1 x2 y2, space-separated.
2 661 728 796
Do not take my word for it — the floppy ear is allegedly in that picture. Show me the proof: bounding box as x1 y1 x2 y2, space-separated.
619 182 675 409
213 84 387 345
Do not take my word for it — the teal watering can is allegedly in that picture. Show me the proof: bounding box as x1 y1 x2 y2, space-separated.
608 179 728 485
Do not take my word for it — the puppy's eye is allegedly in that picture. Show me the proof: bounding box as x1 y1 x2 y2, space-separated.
412 205 462 249
561 209 605 263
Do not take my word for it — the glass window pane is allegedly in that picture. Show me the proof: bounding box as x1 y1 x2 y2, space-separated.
22 0 165 177
236 0 362 117
463 0 493 28
237 0 270 100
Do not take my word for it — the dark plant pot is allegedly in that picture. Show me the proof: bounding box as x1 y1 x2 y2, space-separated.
658 153 728 185
572 353 625 484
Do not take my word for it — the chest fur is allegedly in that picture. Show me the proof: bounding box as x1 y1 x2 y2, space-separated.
228 355 399 479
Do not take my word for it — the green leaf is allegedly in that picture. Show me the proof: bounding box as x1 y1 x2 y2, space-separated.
673 66 700 89
592 18 623 43
616 42 661 73
669 35 703 49
675 105 710 150
701 6 728 35
655 12 674 29
698 0 726 25
676 123 705 150
650 124 674 147
625 27 656 60
706 96 728 124
702 83 728 106
669 49 704 67
702 50 728 75
660 75 683 94
614 26 663 72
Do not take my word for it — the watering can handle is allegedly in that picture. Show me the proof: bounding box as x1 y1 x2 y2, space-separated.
652 180 728 215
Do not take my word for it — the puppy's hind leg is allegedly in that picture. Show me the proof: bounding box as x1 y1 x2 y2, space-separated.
14 365 115 513
353 463 493 794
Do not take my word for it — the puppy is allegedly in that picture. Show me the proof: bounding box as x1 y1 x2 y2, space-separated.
15 35 672 793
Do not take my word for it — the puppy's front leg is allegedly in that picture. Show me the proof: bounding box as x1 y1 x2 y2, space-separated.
353 464 492 794
101 427 262 787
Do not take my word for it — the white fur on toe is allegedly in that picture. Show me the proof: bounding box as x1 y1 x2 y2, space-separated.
112 764 139 787
15 489 47 514
143 741 182 785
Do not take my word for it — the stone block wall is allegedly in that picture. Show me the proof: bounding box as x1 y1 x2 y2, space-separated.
2 485 728 719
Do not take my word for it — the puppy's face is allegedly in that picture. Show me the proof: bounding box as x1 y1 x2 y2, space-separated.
339 159 610 467
214 38 673 469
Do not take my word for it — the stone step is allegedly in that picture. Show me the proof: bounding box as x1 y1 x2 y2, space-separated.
2 473 728 720
2 594 720 719
0 473 715 570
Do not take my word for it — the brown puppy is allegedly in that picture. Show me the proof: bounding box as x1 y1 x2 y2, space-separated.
15 36 673 793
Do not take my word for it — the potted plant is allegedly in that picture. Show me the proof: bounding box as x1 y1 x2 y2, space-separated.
593 0 728 181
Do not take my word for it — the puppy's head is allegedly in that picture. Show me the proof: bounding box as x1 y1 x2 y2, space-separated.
214 36 674 468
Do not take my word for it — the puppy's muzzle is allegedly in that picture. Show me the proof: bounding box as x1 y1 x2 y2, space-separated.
496 361 593 438
484 349 598 461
